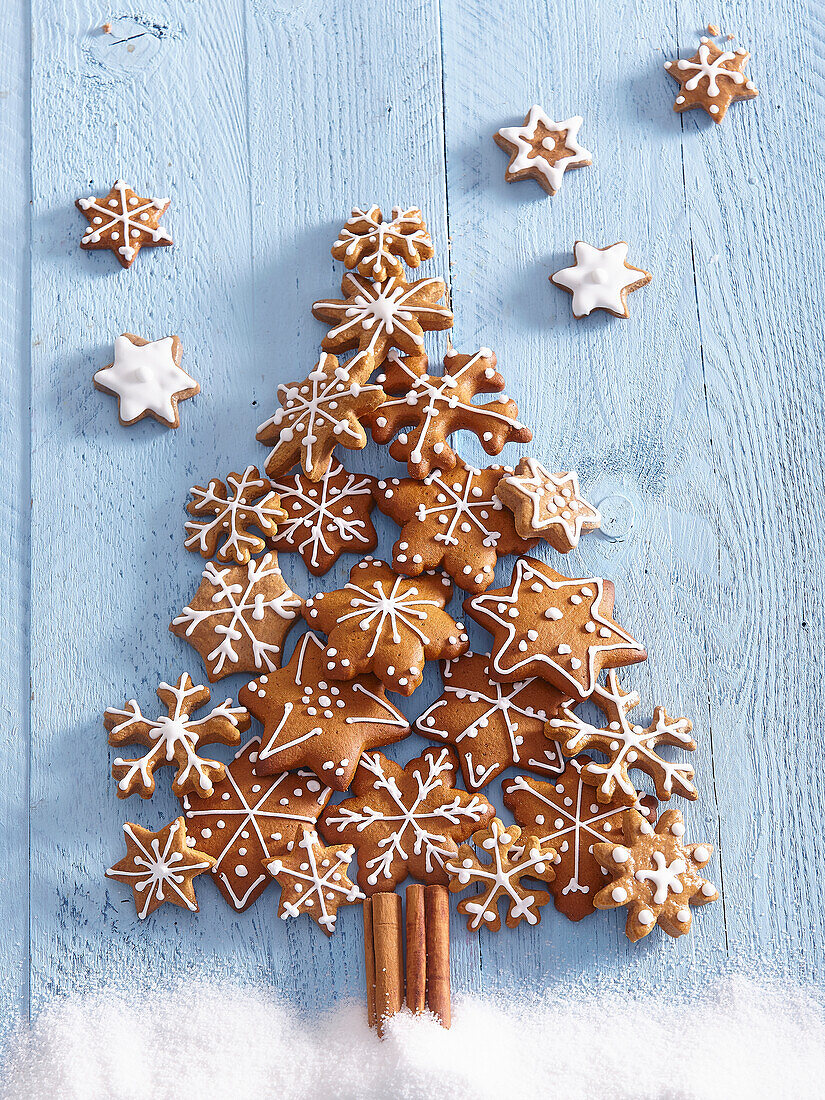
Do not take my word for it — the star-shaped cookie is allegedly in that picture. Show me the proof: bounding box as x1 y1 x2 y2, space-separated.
494 461 601 553
550 242 651 319
266 828 364 935
106 817 214 920
664 37 758 122
238 631 410 791
184 466 287 565
76 180 172 267
494 106 591 195
94 333 199 428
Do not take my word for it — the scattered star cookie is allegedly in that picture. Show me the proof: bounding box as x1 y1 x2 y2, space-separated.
369 349 532 480
592 808 718 941
170 552 303 682
446 817 557 932
266 828 364 935
374 461 536 594
464 557 647 697
238 631 410 791
503 760 657 922
320 746 494 895
331 205 434 282
255 353 386 481
664 37 758 122
494 106 591 195
303 556 470 696
106 817 214 920
76 180 172 267
548 669 697 802
94 333 198 428
415 652 572 790
180 737 331 912
184 466 287 565
105 673 249 799
495 461 601 553
550 242 651 319
267 460 379 576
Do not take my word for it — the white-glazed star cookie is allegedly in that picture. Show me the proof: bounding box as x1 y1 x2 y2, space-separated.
550 242 651 319
94 333 198 428
494 107 591 196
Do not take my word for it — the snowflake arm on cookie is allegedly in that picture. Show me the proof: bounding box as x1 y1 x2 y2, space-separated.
94 333 198 428
495 461 601 553
664 37 758 122
494 107 591 195
106 817 214 920
184 466 287 565
76 180 172 267
550 242 651 319
331 206 434 282
267 828 365 935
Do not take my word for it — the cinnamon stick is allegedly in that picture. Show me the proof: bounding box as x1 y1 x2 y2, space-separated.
363 895 377 1029
405 884 427 1014
424 884 451 1028
372 891 403 1035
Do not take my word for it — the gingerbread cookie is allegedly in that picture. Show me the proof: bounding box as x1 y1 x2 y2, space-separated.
374 461 537 594
548 669 696 802
664 37 758 122
180 737 331 912
415 652 572 790
495 461 601 553
446 818 557 932
592 808 718 941
331 206 434 282
550 242 651 319
503 760 657 922
267 460 379 576
255 353 386 481
238 631 410 791
106 674 249 799
320 746 494 894
369 349 532 480
494 107 591 195
464 557 646 697
94 333 198 428
266 828 364 935
76 180 172 267
170 553 303 681
303 557 470 696
184 466 287 565
106 817 214 920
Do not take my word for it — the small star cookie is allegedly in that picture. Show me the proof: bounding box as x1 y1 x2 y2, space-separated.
550 242 651 319
184 466 287 565
664 37 758 123
331 205 434 282
495 461 601 553
494 107 591 195
266 828 364 935
106 817 214 920
94 333 199 428
76 180 172 267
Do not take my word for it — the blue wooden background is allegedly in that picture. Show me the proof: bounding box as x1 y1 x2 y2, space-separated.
2 0 824 1033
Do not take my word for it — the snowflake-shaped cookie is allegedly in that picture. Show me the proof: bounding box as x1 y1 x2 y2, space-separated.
320 746 494 894
550 242 651 319
370 349 532 479
267 460 379 576
105 674 250 799
106 817 214 920
170 553 303 682
503 759 657 922
494 107 591 195
374 461 536 594
548 669 696 802
303 556 470 696
266 828 365 935
592 808 718 941
495 461 601 553
415 652 572 790
255 353 386 481
184 466 287 565
664 37 758 122
94 333 199 428
180 737 331 912
331 205 434 282
76 180 172 267
446 818 557 932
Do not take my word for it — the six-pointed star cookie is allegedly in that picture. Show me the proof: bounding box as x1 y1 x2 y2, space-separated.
76 180 172 267
106 817 214 920
94 333 199 428
184 466 287 565
463 556 646 697
266 827 364 935
331 205 434 282
238 631 410 791
550 242 651 319
374 461 537 594
494 106 592 195
664 37 758 122
303 556 470 695
495 461 601 553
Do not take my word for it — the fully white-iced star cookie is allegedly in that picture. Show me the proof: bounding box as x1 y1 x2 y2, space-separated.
550 242 651 319
94 333 199 428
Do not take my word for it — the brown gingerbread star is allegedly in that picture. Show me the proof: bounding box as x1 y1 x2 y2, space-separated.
664 37 758 123
106 817 214 919
494 461 601 553
76 180 172 267
266 828 364 935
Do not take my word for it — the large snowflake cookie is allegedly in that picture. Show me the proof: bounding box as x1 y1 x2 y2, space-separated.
184 466 286 565
106 817 214 920
170 552 303 681
180 737 331 912
494 106 591 196
369 348 532 480
76 180 172 267
94 333 199 428
464 556 647 697
550 242 651 319
266 827 365 935
495 461 601 553
238 631 410 792
320 746 494 895
105 673 249 799
592 808 718 941
303 556 470 696
331 205 434 282
664 37 758 122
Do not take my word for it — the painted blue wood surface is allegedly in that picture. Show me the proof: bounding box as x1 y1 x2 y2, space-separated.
2 0 824 1036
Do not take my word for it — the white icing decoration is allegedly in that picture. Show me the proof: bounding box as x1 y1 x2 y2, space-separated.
267 829 363 931
314 274 451 355
551 242 647 318
79 179 171 260
673 39 749 97
496 107 591 193
184 467 284 562
107 820 211 921
94 336 196 426
635 850 687 905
